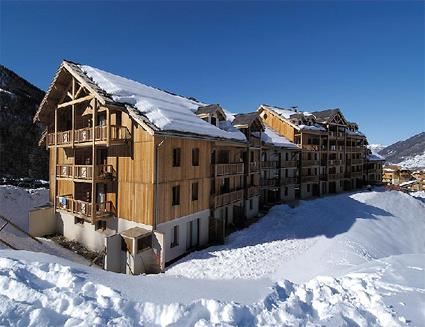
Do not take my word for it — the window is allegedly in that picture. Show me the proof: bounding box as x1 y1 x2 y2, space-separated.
171 225 179 248
285 169 289 177
192 148 200 166
172 148 181 167
307 184 311 192
137 234 152 252
192 182 199 201
172 185 180 206
286 153 289 161
249 199 253 210
285 187 289 196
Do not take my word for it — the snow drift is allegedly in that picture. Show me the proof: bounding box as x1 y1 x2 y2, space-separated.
0 188 424 326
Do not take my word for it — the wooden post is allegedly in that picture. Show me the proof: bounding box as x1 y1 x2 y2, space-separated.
54 107 58 211
91 99 97 222
106 107 110 147
72 78 75 148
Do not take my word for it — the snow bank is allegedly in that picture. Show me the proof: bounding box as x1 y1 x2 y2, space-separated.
1 189 424 326
0 186 88 264
0 250 422 326
167 189 425 281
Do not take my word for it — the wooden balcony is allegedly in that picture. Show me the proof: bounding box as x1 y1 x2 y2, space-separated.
56 196 114 222
302 160 320 167
214 163 244 176
351 159 363 165
329 131 344 138
301 175 319 183
280 177 298 185
328 159 342 166
249 162 260 172
260 178 278 188
247 186 260 198
280 160 298 168
47 125 131 147
328 173 345 180
261 161 279 169
351 171 362 178
303 144 319 151
214 189 244 208
56 164 116 182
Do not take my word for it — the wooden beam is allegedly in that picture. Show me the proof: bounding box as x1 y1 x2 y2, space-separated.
74 84 85 99
91 98 97 222
54 107 58 212
58 94 94 108
72 78 75 148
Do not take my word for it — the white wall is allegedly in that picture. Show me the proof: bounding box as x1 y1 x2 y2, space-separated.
156 209 210 263
245 196 259 219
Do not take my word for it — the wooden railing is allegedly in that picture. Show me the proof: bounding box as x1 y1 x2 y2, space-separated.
214 189 244 208
281 160 298 168
260 178 278 187
47 125 131 146
328 173 345 180
56 164 116 181
249 162 260 172
328 159 342 166
261 161 279 169
302 160 320 167
56 196 114 221
351 159 363 165
56 164 73 178
214 163 244 176
247 186 260 198
301 175 319 183
303 144 319 151
280 177 298 185
351 171 362 178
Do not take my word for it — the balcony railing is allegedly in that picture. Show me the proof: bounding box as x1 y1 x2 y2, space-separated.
261 161 279 169
302 160 320 167
56 196 114 222
328 173 345 180
280 177 298 185
260 178 278 188
214 189 244 208
56 164 116 181
214 163 244 176
47 125 131 146
352 171 362 178
280 160 298 168
301 175 319 183
247 186 260 198
351 159 363 165
328 159 342 166
303 144 319 151
249 162 260 172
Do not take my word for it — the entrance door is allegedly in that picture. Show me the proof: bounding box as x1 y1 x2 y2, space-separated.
186 219 200 250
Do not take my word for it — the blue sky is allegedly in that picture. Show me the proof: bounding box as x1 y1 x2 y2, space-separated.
1 1 424 145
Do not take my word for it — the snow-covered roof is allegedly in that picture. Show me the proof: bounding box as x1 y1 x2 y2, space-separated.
259 127 299 149
298 124 327 132
400 180 417 187
78 64 246 141
367 153 385 161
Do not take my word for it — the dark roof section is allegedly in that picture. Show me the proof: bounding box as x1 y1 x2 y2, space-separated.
195 104 226 120
311 109 340 122
233 112 265 131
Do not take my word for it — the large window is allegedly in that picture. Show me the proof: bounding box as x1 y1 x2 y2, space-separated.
192 148 200 166
172 185 180 206
192 182 199 201
172 148 181 167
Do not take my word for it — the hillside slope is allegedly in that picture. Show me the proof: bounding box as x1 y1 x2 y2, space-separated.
0 65 48 179
1 189 424 326
379 132 425 169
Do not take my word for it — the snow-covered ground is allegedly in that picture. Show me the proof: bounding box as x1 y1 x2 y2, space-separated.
0 185 89 264
398 151 425 169
1 188 424 326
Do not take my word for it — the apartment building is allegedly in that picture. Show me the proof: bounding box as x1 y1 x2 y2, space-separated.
257 105 371 198
35 60 383 275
